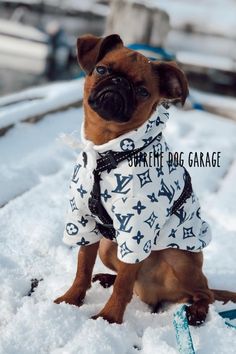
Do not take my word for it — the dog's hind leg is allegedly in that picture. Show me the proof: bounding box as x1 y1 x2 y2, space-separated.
185 290 214 326
98 238 120 272
168 252 214 326
134 249 215 326
168 250 216 326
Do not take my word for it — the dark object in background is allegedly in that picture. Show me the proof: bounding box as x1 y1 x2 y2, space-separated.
27 278 43 296
0 16 73 77
46 22 71 80
0 1 106 95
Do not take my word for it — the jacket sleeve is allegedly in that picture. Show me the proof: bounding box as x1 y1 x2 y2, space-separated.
63 188 102 247
112 196 167 263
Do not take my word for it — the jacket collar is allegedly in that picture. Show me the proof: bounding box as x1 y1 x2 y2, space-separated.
81 104 169 155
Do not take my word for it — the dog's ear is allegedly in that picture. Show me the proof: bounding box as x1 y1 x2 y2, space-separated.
77 34 123 74
152 61 189 105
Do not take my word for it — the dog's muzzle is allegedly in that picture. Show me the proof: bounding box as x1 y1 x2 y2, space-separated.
88 75 136 123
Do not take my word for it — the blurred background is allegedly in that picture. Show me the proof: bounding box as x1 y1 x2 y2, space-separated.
0 0 236 98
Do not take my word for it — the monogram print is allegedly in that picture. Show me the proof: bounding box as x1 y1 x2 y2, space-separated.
63 105 211 263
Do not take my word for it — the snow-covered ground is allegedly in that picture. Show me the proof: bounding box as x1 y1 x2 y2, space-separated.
0 79 236 353
0 80 84 130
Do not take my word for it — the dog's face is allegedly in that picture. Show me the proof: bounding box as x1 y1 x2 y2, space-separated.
77 34 188 130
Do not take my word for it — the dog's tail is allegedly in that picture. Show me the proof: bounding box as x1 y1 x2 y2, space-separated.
211 289 236 304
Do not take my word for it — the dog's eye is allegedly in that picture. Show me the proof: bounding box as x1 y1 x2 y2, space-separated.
136 86 149 97
95 66 107 75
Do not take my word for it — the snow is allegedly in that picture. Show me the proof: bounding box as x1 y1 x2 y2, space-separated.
0 79 236 353
0 107 80 206
0 19 48 43
189 89 236 118
0 79 84 129
176 51 236 72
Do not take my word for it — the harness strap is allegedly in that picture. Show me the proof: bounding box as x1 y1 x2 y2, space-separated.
88 134 162 239
172 169 192 215
96 133 162 173
88 171 116 239
219 309 236 329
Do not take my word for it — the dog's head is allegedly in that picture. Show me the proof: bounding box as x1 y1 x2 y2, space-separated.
77 34 188 129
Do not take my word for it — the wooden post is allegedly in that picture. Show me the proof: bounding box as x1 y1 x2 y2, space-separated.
105 0 170 47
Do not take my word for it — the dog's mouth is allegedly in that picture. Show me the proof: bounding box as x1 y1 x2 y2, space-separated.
88 75 136 123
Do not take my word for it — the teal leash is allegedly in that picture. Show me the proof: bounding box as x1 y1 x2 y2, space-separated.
219 309 236 329
173 305 195 354
173 306 236 354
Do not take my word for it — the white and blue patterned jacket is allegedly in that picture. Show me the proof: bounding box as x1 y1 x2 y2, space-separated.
63 105 211 264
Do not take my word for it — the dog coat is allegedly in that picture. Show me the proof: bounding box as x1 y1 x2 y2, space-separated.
63 105 211 264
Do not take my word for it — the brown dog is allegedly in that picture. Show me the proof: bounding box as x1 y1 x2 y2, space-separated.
55 34 236 325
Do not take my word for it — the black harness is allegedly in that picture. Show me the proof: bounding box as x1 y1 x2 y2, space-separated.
88 134 193 240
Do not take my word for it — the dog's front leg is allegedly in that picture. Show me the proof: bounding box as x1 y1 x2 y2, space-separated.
54 242 99 306
92 261 142 324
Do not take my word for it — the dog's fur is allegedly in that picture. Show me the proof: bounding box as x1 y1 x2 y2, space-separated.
55 34 236 325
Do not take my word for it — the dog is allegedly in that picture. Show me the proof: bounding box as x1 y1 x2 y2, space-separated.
55 34 236 325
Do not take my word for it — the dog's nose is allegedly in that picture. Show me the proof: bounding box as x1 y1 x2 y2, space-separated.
112 77 123 84
112 76 131 90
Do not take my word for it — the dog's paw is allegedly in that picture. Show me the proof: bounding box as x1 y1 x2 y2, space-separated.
91 311 123 324
185 303 208 326
54 295 84 307
54 288 86 307
92 273 116 288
